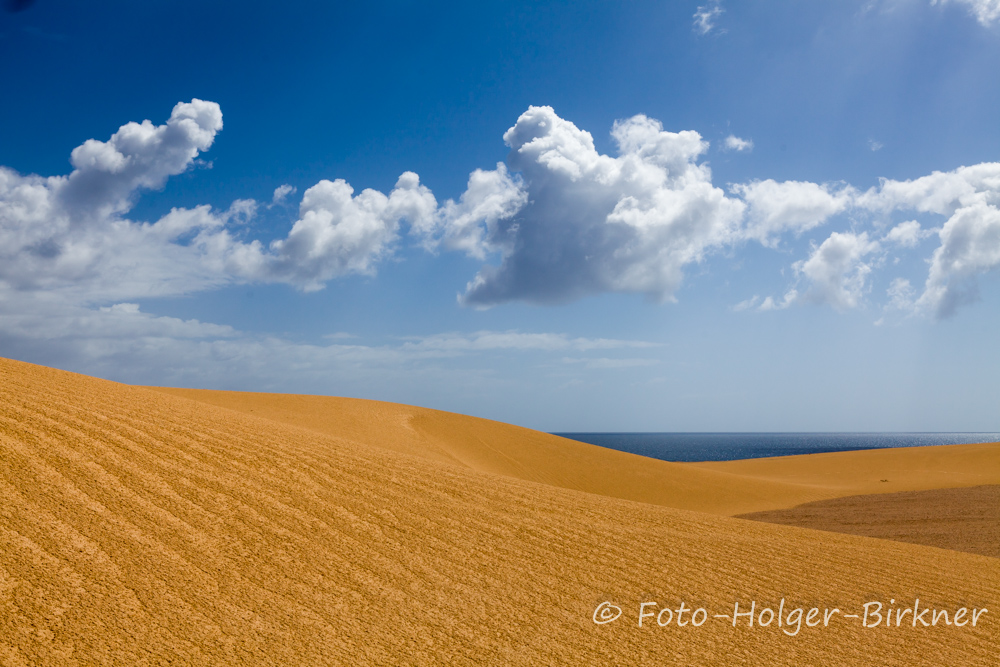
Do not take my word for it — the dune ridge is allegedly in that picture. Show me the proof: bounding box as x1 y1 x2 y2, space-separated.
1 357 997 665
149 386 1000 516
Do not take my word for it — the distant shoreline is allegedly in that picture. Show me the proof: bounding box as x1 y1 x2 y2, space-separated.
552 432 1000 462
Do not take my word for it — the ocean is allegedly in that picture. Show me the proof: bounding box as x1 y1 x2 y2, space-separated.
550 432 1000 462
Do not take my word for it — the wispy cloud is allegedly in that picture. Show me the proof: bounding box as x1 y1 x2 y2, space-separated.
400 331 658 354
0 295 661 398
561 356 660 370
693 2 725 35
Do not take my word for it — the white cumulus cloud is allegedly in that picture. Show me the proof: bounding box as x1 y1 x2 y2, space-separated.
0 100 229 300
933 0 1000 26
857 162 1000 215
271 184 296 206
856 163 1000 317
792 231 881 310
60 99 223 221
0 100 438 301
741 162 1000 318
446 106 745 306
226 172 436 291
917 201 1000 317
723 135 753 152
884 220 932 247
6 99 1000 331
413 163 526 259
733 179 855 247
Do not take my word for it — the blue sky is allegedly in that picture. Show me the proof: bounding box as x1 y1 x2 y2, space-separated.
2 0 1000 431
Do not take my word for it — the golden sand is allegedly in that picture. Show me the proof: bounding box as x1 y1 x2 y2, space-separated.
1 357 997 665
149 386 1000 516
739 485 1000 559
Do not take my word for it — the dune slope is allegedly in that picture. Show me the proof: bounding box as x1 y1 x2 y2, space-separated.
150 386 1000 515
738 485 1000 558
692 443 1000 504
1 358 997 665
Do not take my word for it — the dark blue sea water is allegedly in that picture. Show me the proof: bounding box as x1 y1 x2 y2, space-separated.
550 432 1000 462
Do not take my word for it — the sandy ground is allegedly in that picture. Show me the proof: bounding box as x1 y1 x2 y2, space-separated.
148 386 1000 516
738 485 1000 558
1 357 997 665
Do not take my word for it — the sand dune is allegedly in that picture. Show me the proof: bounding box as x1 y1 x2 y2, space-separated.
739 485 1000 558
692 444 1000 508
149 386 1000 516
2 357 997 665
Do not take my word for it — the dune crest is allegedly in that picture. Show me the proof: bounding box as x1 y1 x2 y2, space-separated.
1 357 997 665
150 386 1000 515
